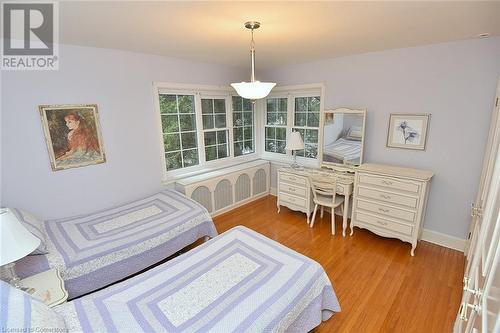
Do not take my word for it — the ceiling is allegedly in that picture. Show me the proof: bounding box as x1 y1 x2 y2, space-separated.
60 1 500 69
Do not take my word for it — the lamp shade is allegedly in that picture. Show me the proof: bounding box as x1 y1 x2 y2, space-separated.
0 208 40 266
286 132 305 151
231 81 276 100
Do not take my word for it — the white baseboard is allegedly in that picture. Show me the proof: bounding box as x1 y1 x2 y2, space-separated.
420 229 466 252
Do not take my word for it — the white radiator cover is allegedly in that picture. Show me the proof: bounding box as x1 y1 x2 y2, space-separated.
175 160 270 216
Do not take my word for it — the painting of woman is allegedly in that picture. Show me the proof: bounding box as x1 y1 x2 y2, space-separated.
39 104 106 171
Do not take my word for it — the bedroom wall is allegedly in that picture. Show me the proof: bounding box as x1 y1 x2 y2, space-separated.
1 44 245 219
265 37 500 240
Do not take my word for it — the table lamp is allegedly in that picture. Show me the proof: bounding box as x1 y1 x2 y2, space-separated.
286 131 305 169
0 208 41 288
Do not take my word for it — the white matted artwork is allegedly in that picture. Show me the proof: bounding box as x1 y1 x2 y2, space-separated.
386 114 430 150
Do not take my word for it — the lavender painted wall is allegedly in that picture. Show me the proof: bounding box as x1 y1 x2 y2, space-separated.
1 44 244 219
266 37 500 239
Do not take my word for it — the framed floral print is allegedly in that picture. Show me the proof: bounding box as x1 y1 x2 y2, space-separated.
39 104 106 171
386 114 430 150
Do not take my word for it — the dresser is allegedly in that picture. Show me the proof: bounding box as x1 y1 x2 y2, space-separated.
277 167 355 236
351 163 433 256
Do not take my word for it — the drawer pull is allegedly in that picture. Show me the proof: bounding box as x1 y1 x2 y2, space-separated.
378 208 390 213
289 198 295 202
289 187 296 192
381 180 393 186
376 220 388 226
379 194 392 200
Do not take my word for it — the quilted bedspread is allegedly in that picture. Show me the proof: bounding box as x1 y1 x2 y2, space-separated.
55 226 340 332
16 190 217 299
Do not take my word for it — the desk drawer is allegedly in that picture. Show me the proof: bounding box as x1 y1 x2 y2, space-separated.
356 212 413 236
279 173 307 186
359 174 420 193
357 199 415 222
279 192 306 208
280 183 307 197
358 187 418 208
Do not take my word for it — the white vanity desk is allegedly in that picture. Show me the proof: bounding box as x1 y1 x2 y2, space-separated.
277 166 355 236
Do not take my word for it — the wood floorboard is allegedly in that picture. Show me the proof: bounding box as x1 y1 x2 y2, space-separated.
213 195 464 333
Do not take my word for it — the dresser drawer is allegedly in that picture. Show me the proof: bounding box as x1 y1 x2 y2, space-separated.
357 199 415 222
280 183 307 197
359 174 420 193
279 173 307 186
356 212 413 236
358 187 418 208
279 192 306 208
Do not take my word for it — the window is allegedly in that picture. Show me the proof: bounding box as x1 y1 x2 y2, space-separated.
232 96 254 156
202 98 229 161
265 97 287 154
159 94 199 170
156 84 259 179
292 96 320 158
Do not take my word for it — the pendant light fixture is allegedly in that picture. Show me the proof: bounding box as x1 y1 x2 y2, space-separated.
231 21 276 100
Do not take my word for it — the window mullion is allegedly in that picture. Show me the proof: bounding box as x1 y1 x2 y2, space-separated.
226 95 234 158
194 93 206 165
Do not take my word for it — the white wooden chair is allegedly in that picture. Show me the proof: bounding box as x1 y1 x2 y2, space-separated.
309 175 345 235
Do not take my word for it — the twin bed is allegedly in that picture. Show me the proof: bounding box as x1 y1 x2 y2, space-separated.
15 189 217 298
3 190 341 332
323 137 361 165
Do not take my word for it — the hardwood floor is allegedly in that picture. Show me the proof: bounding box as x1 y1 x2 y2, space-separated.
213 195 464 333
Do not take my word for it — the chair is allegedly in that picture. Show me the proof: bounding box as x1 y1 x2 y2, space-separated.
309 175 345 235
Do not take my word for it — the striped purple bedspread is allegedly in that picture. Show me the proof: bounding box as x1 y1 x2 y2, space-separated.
55 226 340 332
15 190 217 299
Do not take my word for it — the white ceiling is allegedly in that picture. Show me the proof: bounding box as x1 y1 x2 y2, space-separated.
60 1 500 69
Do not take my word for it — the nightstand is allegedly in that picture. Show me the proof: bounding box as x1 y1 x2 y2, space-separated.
19 268 68 307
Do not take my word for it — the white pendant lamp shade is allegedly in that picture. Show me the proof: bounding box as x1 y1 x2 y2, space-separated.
231 81 276 100
0 208 41 266
231 21 275 100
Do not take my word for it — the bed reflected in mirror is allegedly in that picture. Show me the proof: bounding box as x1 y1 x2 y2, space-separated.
321 108 366 169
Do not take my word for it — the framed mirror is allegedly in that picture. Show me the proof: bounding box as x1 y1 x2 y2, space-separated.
320 108 366 170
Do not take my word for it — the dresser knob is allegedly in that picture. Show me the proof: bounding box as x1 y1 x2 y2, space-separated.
378 208 389 213
380 194 391 200
376 220 388 226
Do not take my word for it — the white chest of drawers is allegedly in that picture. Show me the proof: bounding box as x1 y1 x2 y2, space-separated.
351 163 433 256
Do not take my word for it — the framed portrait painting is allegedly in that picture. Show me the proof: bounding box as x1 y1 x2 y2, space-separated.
39 104 106 171
386 114 430 150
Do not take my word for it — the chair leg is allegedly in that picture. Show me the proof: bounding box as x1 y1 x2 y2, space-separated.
331 207 336 235
320 206 324 219
310 204 318 228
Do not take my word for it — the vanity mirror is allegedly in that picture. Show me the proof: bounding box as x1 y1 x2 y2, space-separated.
320 108 366 170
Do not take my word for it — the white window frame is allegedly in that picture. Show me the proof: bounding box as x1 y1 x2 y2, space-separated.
263 95 288 155
231 95 256 158
153 82 258 183
258 83 325 168
199 94 232 163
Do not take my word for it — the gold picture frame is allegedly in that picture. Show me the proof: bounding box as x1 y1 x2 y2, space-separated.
39 104 106 171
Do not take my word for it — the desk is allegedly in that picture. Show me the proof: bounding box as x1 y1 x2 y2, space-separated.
277 167 355 236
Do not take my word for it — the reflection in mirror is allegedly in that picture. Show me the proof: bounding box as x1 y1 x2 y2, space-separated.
321 108 366 169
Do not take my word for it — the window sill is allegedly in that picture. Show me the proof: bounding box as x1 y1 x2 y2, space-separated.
162 155 260 185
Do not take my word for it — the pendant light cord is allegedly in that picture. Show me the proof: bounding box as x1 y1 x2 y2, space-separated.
250 27 256 82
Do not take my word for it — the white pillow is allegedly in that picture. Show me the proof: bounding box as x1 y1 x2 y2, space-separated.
0 280 67 331
346 126 363 140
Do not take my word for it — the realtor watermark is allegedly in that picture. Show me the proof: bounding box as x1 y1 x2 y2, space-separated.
1 1 59 70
